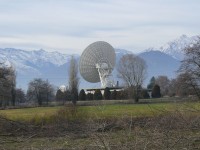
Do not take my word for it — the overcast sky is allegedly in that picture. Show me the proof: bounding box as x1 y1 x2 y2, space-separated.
0 0 200 54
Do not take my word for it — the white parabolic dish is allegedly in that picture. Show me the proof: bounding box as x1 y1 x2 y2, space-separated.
79 41 116 87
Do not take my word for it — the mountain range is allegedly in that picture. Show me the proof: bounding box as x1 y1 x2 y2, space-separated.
0 35 198 90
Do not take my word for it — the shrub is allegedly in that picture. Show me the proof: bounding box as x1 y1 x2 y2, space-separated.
140 89 150 99
79 89 86 101
152 84 161 98
86 93 93 100
93 89 103 100
111 90 117 100
104 87 111 100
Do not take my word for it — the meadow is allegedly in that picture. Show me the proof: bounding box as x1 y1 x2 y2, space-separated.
1 99 200 149
1 99 199 122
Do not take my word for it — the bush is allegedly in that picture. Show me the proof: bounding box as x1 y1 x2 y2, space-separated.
93 89 103 100
104 87 111 100
140 89 150 99
152 84 161 98
111 90 117 100
86 93 93 100
79 89 86 101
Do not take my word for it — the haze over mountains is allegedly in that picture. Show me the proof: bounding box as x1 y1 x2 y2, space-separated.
0 35 198 90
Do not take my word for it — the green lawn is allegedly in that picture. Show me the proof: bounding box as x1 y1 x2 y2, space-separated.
1 101 200 122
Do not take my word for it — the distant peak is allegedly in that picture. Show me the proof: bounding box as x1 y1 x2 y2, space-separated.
159 34 199 60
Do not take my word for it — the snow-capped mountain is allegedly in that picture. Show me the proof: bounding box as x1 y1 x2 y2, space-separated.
0 48 74 89
160 35 199 60
0 48 71 70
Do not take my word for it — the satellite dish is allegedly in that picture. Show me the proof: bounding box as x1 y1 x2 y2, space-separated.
79 41 116 88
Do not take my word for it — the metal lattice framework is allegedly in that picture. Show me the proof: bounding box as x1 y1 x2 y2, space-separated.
79 41 116 88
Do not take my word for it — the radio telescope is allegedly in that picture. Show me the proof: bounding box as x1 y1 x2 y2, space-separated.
79 41 116 88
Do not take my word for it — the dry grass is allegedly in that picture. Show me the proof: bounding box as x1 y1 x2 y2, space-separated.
1 101 200 149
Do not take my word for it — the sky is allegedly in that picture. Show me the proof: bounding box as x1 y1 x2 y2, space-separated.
0 0 200 54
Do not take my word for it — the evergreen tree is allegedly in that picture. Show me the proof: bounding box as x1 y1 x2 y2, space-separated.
86 93 93 100
104 87 111 100
79 89 86 101
152 84 161 98
147 76 156 90
93 89 103 100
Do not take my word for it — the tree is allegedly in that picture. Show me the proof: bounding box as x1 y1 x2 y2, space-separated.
140 89 150 99
43 80 54 105
27 78 55 106
56 89 66 104
15 88 26 104
169 73 195 97
68 56 79 105
93 89 103 100
79 89 86 101
104 87 111 100
155 76 170 96
152 84 161 98
86 93 93 100
0 64 16 107
65 89 72 101
179 37 200 99
117 54 147 103
147 76 155 90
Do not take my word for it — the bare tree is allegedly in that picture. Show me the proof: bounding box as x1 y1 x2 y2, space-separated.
0 63 16 107
27 78 54 105
9 66 16 106
118 54 147 102
155 75 170 96
15 88 26 104
68 56 79 105
179 37 200 99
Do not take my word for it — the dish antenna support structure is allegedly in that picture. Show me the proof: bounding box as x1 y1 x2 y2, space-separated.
79 41 116 88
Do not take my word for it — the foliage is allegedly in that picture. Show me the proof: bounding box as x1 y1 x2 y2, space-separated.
56 89 66 104
152 84 161 98
68 56 79 105
0 64 16 107
116 90 128 100
15 88 26 104
111 90 117 100
93 89 103 100
168 74 194 97
179 38 200 99
27 78 55 106
79 89 86 101
104 87 111 100
86 93 93 100
147 76 155 90
155 75 170 96
117 54 147 102
140 89 150 99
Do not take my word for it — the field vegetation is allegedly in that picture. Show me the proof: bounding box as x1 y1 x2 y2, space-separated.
1 99 200 149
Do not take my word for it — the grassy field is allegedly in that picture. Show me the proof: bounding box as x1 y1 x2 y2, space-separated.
1 100 200 149
1 100 200 122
